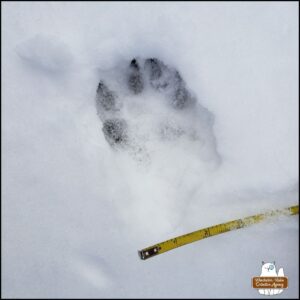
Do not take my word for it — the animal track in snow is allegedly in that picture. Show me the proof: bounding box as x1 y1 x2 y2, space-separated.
96 57 220 167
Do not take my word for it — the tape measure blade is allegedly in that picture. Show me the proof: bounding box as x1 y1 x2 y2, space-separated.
138 204 299 260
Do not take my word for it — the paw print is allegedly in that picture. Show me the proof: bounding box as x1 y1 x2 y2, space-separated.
95 57 220 165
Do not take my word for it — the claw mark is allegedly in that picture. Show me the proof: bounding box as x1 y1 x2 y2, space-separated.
145 58 163 81
128 58 144 94
96 81 118 113
145 58 169 90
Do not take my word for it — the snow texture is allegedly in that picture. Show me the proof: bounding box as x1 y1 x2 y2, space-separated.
2 2 299 298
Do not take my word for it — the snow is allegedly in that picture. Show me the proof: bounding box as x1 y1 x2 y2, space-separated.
16 34 73 72
2 2 298 298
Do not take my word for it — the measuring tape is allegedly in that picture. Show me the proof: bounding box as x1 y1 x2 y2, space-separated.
138 204 299 260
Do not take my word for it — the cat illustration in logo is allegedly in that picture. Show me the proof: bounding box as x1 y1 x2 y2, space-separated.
258 262 284 295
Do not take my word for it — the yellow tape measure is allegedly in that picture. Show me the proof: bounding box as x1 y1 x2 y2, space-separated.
138 205 299 260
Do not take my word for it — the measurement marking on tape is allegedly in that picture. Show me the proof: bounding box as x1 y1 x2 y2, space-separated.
138 205 299 260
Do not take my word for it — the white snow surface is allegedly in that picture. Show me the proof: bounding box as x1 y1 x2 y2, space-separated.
2 2 299 298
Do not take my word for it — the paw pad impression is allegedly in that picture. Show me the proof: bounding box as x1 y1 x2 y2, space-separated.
96 57 220 165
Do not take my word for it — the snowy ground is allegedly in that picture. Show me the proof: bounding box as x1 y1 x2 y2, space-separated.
2 2 299 298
